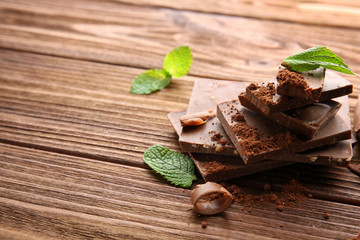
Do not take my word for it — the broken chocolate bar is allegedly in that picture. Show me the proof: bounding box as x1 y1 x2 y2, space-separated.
276 67 325 100
169 111 292 182
179 79 248 155
168 110 352 181
245 71 352 115
239 93 341 138
217 97 352 164
354 95 360 140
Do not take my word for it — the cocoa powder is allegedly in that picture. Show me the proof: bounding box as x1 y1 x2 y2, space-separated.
246 82 281 106
277 68 308 90
221 179 308 212
210 132 230 146
230 113 299 156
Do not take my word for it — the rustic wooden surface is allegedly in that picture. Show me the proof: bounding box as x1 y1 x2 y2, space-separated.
0 0 360 239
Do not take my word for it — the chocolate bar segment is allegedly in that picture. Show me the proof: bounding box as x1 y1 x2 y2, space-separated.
217 98 351 164
169 111 292 182
276 67 325 100
179 80 248 155
168 110 352 181
354 95 360 140
245 71 352 115
239 93 341 138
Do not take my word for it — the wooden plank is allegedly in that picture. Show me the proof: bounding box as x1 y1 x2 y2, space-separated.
1 143 360 239
0 0 359 82
0 49 359 167
115 0 360 28
0 49 193 166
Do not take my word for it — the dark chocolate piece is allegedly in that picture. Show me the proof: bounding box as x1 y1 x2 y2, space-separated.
245 71 353 115
169 111 292 182
179 80 248 155
217 97 352 164
168 110 352 182
354 95 360 141
276 67 325 100
239 93 341 138
348 164 360 177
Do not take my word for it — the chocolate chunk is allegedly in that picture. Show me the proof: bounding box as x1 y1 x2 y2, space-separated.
169 110 292 181
354 95 360 141
348 164 360 177
179 79 248 155
239 93 341 138
168 110 352 182
217 98 351 164
276 67 325 100
245 71 352 115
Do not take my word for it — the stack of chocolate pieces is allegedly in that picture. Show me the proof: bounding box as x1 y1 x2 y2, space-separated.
168 68 353 182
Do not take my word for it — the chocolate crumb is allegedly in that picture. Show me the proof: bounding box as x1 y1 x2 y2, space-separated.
201 221 207 229
324 212 330 219
280 224 284 228
308 193 313 198
264 183 271 191
231 113 245 122
276 68 322 100
210 132 230 146
211 133 223 142
277 205 284 211
277 68 307 90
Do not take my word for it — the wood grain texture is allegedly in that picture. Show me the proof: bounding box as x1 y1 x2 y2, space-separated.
0 0 359 82
115 0 360 28
1 0 360 239
1 143 360 240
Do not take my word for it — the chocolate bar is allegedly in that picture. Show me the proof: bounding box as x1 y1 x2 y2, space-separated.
245 71 352 115
168 110 352 181
217 97 352 164
169 111 292 182
179 80 248 155
276 67 325 100
239 93 341 138
354 95 360 140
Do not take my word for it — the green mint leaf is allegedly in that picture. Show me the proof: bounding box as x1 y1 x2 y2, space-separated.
143 145 197 188
163 46 193 78
284 59 354 75
130 69 171 94
283 46 355 75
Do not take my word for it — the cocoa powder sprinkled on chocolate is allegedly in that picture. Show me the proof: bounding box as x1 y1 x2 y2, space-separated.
211 133 223 142
246 82 281 106
231 113 245 122
277 68 308 90
230 114 299 156
210 132 230 146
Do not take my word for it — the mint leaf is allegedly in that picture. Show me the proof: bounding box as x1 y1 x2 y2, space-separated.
143 145 197 188
282 46 355 75
130 69 171 94
163 46 193 78
284 59 354 75
130 46 193 94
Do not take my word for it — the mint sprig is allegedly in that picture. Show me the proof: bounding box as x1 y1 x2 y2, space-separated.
143 145 197 188
281 46 355 75
130 46 193 94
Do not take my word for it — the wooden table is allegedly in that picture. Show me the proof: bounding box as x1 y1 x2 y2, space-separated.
1 0 360 239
